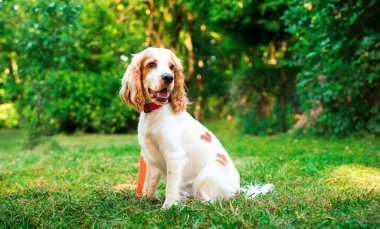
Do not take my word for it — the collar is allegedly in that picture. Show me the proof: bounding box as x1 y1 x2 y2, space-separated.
143 103 164 113
144 97 171 113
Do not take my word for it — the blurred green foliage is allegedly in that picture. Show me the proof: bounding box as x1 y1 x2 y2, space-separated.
1 0 145 147
19 0 82 147
179 0 298 134
283 0 380 135
0 0 379 145
24 70 137 134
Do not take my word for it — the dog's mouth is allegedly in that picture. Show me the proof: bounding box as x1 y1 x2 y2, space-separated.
149 88 171 104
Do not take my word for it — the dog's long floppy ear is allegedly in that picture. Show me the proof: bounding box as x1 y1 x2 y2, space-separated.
119 52 145 112
170 53 189 112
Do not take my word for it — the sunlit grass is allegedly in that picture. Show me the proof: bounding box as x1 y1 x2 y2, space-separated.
326 164 380 194
0 122 379 227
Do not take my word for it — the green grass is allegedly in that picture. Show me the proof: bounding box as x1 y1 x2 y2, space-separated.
1 122 379 228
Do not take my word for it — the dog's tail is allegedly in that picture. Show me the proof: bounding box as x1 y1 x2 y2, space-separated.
240 183 275 199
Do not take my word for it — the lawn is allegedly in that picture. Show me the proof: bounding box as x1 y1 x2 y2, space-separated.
1 122 379 228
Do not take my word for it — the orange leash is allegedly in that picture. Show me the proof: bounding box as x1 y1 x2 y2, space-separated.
136 154 147 196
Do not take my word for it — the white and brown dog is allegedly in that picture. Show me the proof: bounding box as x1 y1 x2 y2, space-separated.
119 47 240 209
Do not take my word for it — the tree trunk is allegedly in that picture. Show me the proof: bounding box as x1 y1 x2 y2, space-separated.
184 13 195 81
145 0 154 47
279 71 288 132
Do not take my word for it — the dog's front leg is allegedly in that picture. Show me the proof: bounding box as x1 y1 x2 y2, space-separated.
143 163 161 199
162 154 185 209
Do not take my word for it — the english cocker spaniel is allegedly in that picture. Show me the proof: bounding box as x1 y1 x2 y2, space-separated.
119 47 240 209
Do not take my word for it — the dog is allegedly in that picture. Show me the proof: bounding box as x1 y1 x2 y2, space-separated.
119 47 240 209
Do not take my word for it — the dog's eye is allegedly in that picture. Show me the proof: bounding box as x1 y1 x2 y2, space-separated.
169 64 175 70
147 62 156 68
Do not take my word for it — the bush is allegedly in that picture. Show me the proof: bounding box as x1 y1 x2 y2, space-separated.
239 104 294 136
283 0 380 135
17 70 137 134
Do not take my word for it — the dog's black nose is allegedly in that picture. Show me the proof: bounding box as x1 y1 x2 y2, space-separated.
162 73 174 84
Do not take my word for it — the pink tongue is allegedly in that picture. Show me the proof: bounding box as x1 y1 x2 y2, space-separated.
153 90 169 99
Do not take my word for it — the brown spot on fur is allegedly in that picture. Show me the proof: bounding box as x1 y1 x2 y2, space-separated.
141 54 155 80
170 55 189 112
215 158 226 165
119 52 146 112
201 132 212 143
215 153 227 166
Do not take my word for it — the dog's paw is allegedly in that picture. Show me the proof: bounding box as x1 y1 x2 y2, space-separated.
144 192 159 200
161 199 178 210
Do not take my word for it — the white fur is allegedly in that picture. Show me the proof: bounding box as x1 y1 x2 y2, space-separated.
139 105 240 208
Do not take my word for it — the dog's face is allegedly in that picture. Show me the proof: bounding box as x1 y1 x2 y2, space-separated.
141 49 176 105
120 47 188 112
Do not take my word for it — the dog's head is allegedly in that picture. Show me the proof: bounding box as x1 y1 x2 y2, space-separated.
119 47 188 112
